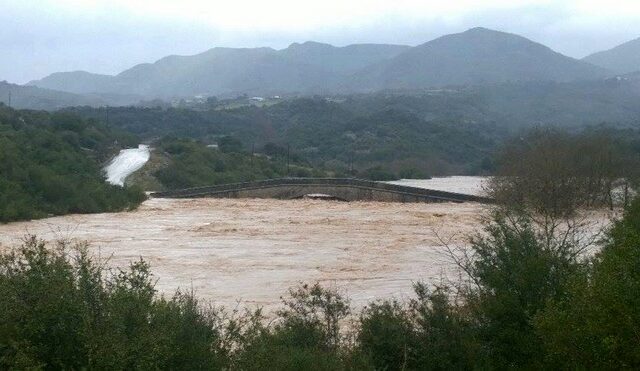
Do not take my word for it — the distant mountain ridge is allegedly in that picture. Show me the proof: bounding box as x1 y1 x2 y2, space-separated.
29 43 410 98
30 71 117 95
347 28 608 91
28 27 610 100
0 81 107 110
583 37 640 75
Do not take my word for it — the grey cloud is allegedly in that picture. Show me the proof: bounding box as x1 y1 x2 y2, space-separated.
1 3 639 84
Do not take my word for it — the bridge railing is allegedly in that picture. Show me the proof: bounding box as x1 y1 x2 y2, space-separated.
151 178 493 203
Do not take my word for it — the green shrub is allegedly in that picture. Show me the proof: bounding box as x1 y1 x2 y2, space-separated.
235 283 352 370
358 284 476 370
0 237 230 369
0 106 145 222
153 137 327 189
536 198 640 369
461 212 580 368
358 300 415 369
359 166 398 181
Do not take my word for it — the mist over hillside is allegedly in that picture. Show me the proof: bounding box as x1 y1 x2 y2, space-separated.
347 28 608 91
62 75 640 180
0 81 107 110
28 43 410 98
27 27 613 102
583 37 640 75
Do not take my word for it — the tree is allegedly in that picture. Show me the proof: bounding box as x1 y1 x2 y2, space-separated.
218 136 243 153
536 197 640 368
443 208 584 368
488 127 640 219
358 300 415 369
234 283 354 370
0 237 231 369
358 283 475 370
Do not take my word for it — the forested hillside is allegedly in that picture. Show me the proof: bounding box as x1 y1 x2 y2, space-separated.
0 104 145 222
149 137 329 190
66 98 507 177
67 79 640 178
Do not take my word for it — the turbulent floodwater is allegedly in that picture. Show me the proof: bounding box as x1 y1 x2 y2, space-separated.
0 198 487 311
387 176 488 196
0 176 612 312
104 145 150 186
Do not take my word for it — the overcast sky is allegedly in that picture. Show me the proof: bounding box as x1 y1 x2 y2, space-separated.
2 0 640 84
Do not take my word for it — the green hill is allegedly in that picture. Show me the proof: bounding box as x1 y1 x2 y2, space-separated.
0 105 145 222
583 36 640 74
348 27 608 91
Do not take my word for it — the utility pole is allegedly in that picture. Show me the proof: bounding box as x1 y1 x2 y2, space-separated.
7 90 11 108
287 144 290 176
349 153 354 176
251 143 255 164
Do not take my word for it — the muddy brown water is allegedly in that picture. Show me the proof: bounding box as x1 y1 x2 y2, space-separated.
0 198 611 312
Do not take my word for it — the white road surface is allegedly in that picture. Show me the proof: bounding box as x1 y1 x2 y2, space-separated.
104 145 150 186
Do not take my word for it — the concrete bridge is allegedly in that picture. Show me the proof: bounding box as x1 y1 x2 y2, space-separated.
151 178 491 203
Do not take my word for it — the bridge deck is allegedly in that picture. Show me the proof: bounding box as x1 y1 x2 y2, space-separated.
151 178 492 204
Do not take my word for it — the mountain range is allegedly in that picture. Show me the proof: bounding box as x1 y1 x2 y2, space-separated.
0 80 147 110
28 43 410 99
583 37 640 75
0 81 105 110
348 27 607 91
13 27 640 106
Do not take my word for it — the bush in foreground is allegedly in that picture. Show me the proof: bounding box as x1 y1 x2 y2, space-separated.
536 198 640 368
0 237 229 369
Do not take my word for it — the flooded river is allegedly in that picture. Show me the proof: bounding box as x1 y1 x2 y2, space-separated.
0 176 612 311
387 176 488 196
0 198 487 311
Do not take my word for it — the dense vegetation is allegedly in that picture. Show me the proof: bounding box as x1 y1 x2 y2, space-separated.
5 93 640 218
66 87 640 186
67 97 506 177
2 192 639 369
152 137 329 190
0 105 145 222
490 127 640 217
537 199 640 368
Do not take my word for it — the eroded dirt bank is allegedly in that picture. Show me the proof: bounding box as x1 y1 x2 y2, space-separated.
0 198 491 311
